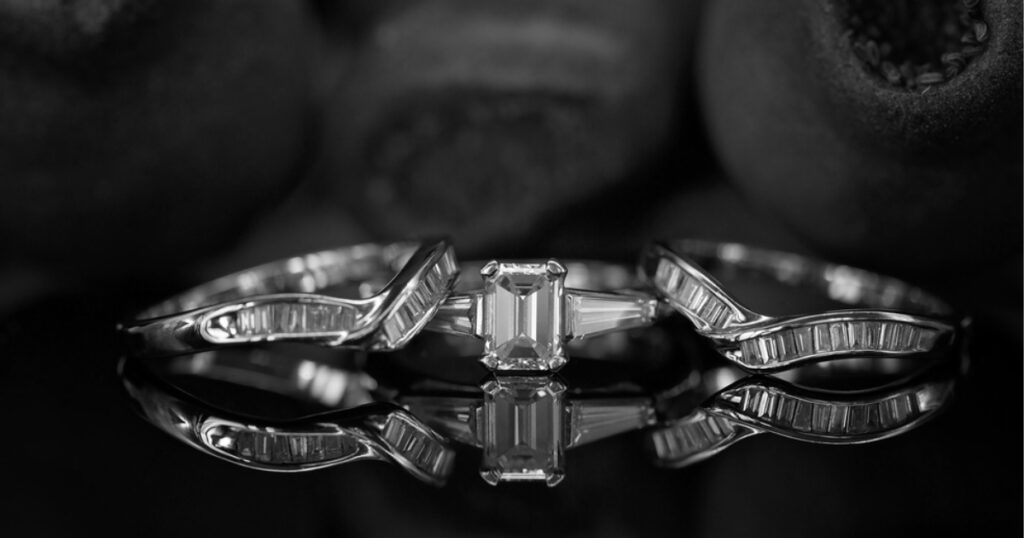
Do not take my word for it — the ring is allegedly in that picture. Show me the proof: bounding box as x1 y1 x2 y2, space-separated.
119 350 456 485
121 240 459 357
426 259 660 371
643 240 963 371
397 374 660 486
647 361 957 469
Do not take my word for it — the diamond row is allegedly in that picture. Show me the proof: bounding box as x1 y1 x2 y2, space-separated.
232 430 359 464
649 412 736 461
214 302 359 339
736 321 939 367
382 414 454 477
379 249 458 344
653 259 734 329
721 386 921 435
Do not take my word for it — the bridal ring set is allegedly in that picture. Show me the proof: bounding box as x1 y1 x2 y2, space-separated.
118 239 966 487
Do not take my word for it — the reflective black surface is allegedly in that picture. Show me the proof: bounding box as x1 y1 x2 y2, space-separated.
0 283 1018 537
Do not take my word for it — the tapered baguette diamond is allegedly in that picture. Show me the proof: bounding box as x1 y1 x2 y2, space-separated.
569 400 656 447
567 292 657 338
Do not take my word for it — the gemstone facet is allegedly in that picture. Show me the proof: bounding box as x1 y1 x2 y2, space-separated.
478 376 567 486
479 261 566 371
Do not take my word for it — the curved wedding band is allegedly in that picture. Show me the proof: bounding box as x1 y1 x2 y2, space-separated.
643 240 962 371
426 259 660 371
121 241 459 357
648 363 956 469
398 375 658 486
119 352 455 485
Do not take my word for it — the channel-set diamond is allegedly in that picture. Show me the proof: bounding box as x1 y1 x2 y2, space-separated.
729 321 942 368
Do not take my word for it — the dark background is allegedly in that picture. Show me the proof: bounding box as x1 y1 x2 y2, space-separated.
1 0 1021 536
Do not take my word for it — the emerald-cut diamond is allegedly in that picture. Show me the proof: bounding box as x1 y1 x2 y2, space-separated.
478 376 566 486
479 261 566 371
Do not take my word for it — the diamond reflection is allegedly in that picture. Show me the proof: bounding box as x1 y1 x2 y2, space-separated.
478 375 567 486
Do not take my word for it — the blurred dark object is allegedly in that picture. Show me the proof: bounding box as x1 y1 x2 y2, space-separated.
0 1 318 276
697 0 1023 275
312 0 700 250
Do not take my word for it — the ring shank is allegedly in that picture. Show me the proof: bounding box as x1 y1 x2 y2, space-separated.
135 242 418 319
122 241 458 357
667 240 952 316
646 240 963 371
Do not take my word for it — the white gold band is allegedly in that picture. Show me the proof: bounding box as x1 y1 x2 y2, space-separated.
121 241 459 356
643 240 963 371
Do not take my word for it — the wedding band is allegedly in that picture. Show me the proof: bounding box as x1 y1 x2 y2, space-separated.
648 362 956 469
121 240 458 357
426 259 660 371
398 375 658 486
643 240 962 371
119 351 455 485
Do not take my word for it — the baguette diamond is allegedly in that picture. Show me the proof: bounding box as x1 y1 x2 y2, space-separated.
205 426 360 465
205 300 361 343
733 321 943 367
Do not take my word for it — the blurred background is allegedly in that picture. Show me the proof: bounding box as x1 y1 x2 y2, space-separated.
0 0 1020 536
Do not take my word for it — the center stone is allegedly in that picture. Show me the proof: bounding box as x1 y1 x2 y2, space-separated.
477 376 566 486
480 261 566 371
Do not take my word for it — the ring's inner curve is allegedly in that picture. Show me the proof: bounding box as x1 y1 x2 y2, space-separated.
670 240 953 317
136 242 418 318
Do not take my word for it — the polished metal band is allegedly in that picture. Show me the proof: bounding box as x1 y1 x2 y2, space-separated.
648 363 956 469
121 241 458 357
120 352 455 485
398 375 657 486
427 259 660 371
643 240 962 371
